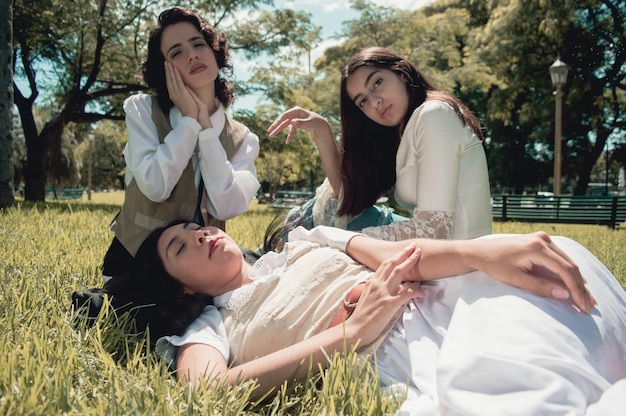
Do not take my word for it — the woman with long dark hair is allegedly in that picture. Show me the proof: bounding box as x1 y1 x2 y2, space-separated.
113 219 626 414
269 47 491 240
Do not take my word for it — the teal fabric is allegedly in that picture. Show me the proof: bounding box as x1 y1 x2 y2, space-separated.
285 196 407 233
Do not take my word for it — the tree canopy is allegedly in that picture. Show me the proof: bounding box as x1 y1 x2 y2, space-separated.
8 0 625 204
253 0 625 195
12 0 318 201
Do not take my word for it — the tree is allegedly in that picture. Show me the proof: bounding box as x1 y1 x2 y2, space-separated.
78 121 127 191
13 0 154 201
13 0 318 201
0 0 13 208
306 0 625 196
460 0 625 194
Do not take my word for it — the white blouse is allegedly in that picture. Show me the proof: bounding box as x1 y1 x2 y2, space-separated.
123 94 260 220
362 100 492 240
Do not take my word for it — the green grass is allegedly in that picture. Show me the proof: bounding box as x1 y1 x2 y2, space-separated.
0 193 624 415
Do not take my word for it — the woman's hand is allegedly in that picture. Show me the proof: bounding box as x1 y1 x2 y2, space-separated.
468 232 597 314
345 244 425 346
165 62 212 129
165 62 196 116
268 107 342 195
268 107 333 144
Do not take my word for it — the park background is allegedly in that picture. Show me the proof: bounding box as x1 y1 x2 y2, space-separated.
1 0 626 414
3 0 625 205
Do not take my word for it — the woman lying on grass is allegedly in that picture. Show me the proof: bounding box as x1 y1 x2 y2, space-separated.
120 220 626 414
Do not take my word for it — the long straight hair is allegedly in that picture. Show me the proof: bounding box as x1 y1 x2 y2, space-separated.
337 47 483 217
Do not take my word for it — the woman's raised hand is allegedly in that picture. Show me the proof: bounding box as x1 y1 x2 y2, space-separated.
165 62 200 120
345 244 425 346
268 107 332 144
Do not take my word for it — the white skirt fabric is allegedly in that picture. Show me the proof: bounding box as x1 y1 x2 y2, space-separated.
372 236 626 415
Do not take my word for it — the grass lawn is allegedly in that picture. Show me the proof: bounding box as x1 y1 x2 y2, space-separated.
1 192 624 415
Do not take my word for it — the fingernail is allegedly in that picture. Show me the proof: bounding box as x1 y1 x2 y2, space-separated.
552 288 570 299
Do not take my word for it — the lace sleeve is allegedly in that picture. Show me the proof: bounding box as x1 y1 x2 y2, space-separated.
312 178 353 229
361 208 454 240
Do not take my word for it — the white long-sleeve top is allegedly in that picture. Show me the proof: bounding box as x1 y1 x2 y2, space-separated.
362 100 492 240
123 94 260 220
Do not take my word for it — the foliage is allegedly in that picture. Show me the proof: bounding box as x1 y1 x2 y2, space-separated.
0 196 624 414
12 0 318 202
9 0 626 205
234 103 325 196
78 121 127 191
292 0 625 195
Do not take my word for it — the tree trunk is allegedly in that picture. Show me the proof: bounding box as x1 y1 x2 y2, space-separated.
574 128 608 196
14 88 46 201
0 0 14 208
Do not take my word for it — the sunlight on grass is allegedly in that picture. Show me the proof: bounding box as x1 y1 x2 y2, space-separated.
0 195 624 414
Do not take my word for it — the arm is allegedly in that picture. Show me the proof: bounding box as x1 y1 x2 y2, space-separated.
197 116 260 219
166 62 260 219
177 323 368 397
268 107 342 196
345 231 596 314
123 94 200 202
177 245 423 398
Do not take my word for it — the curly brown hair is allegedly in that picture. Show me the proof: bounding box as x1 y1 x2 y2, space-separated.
142 7 235 114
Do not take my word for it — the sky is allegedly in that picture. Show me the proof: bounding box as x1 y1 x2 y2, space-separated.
230 0 434 110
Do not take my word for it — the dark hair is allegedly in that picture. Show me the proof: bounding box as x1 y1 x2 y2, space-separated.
142 6 235 115
106 220 213 344
108 220 263 344
337 46 483 217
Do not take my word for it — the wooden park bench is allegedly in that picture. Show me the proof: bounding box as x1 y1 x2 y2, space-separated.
270 190 315 209
492 195 626 229
45 186 85 200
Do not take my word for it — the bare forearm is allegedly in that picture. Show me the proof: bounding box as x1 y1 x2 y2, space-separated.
346 234 476 281
193 326 361 399
313 124 342 196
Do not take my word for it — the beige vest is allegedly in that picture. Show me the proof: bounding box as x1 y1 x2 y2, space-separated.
112 97 245 256
220 241 371 365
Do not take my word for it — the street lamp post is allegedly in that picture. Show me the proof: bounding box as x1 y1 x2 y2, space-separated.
549 57 568 195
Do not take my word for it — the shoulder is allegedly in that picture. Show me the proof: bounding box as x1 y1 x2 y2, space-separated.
223 110 250 132
405 99 464 136
224 112 259 143
123 93 154 115
409 99 456 123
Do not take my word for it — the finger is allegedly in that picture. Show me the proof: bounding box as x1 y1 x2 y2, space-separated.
387 247 422 288
268 108 299 132
164 62 175 90
375 245 419 290
540 236 595 312
511 261 592 314
530 237 592 313
285 125 294 144
376 244 417 278
267 118 293 137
